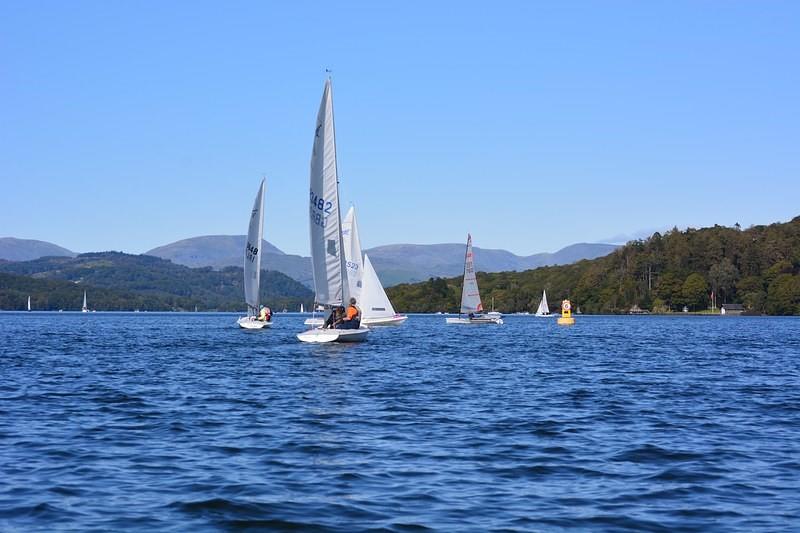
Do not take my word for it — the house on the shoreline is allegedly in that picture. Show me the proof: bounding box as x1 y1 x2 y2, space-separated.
720 303 744 315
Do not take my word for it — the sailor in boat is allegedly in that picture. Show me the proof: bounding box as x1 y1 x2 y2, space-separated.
339 297 362 329
323 306 345 329
258 305 272 322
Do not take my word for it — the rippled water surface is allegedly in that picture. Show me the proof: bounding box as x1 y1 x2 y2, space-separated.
1 312 799 531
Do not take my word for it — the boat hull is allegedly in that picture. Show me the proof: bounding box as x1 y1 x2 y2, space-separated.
297 327 369 343
445 316 503 325
361 315 408 326
237 316 273 329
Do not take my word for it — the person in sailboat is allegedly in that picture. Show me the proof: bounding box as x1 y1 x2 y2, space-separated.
258 305 272 322
324 306 345 329
339 297 362 329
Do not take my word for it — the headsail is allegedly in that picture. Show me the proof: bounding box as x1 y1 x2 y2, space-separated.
309 79 348 307
244 178 266 315
342 206 364 304
459 234 483 314
536 289 550 315
361 254 397 320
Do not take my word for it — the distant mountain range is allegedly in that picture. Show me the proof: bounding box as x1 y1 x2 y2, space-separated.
0 235 619 288
145 236 619 287
0 237 76 261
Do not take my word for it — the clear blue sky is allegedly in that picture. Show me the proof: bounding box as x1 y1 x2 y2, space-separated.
2 1 798 256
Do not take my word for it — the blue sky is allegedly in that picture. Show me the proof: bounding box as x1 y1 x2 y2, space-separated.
1 1 798 256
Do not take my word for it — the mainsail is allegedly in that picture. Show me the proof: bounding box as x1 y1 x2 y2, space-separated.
244 178 266 316
361 254 397 320
309 79 349 307
82 291 88 312
460 234 483 314
342 206 363 304
536 289 550 316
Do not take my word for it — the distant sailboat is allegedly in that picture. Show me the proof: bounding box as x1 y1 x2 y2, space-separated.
81 291 89 313
535 290 552 317
446 234 502 325
487 296 502 320
27 296 31 312
343 206 407 326
361 254 408 326
300 303 305 313
297 79 369 343
237 178 272 329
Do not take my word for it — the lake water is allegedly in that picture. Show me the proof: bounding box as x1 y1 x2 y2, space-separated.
1 313 798 531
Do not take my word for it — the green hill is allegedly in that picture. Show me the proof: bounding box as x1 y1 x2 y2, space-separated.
387 217 800 316
0 252 313 311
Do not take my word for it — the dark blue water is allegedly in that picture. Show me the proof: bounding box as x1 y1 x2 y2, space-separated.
1 313 799 531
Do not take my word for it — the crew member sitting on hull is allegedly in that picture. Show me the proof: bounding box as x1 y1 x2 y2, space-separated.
324 306 345 329
258 305 272 322
339 297 361 329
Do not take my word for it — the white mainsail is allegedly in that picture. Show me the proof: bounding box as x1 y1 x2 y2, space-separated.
536 289 550 316
361 254 397 320
342 206 363 304
308 79 348 307
82 291 88 312
300 303 304 313
459 234 483 314
27 296 31 312
244 178 266 316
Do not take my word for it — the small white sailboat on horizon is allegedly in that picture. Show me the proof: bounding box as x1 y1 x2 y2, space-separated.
342 206 407 326
535 289 553 317
27 296 31 312
446 234 503 325
237 178 272 329
297 79 369 343
81 291 89 313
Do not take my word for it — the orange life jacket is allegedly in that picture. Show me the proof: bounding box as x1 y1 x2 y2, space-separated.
346 305 359 320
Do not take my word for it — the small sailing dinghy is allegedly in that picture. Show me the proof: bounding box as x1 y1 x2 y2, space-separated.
27 296 31 312
342 206 407 326
297 79 369 343
237 178 272 329
535 289 552 317
81 291 89 312
446 234 503 325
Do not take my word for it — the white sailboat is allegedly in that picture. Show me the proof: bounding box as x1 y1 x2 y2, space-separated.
446 234 503 325
27 296 31 312
297 79 369 343
361 254 408 326
342 206 407 326
300 303 305 313
487 296 502 320
535 289 552 317
237 178 272 329
81 291 89 312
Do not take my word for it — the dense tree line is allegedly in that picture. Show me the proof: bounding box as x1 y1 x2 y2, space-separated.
387 216 800 315
0 252 314 311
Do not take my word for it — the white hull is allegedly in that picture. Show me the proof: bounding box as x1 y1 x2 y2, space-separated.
237 316 273 329
446 316 503 325
304 317 325 326
297 327 369 343
361 314 408 326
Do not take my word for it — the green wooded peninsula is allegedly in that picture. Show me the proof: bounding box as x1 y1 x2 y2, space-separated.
387 216 800 316
0 252 313 312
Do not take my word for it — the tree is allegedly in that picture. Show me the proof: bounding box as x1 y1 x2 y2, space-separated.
681 273 709 310
708 258 738 304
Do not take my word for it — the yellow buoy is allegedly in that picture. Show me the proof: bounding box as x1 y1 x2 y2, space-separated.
557 299 575 325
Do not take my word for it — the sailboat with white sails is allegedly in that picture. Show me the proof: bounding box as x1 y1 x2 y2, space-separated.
297 79 369 343
27 296 31 312
237 178 272 329
81 291 89 313
445 234 503 325
535 289 552 317
342 206 407 326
